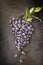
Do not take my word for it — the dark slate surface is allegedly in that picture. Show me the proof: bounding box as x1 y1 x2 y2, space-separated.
0 0 43 65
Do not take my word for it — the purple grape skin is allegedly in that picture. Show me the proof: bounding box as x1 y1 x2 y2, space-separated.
10 17 34 52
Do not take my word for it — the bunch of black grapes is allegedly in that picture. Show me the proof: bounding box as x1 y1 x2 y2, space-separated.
9 16 34 63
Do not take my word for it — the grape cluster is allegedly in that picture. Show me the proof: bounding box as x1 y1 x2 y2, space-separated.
9 17 34 63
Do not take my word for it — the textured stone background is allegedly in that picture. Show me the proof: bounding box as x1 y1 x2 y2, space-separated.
0 0 43 65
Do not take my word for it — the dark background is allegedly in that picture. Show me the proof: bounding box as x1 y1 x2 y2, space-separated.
0 0 43 65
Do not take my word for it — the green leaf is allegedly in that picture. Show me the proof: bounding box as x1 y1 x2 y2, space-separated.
27 18 33 22
24 15 27 20
34 7 42 12
29 7 34 13
25 8 29 17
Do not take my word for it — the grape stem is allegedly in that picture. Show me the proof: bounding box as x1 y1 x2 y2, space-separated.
28 15 42 23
